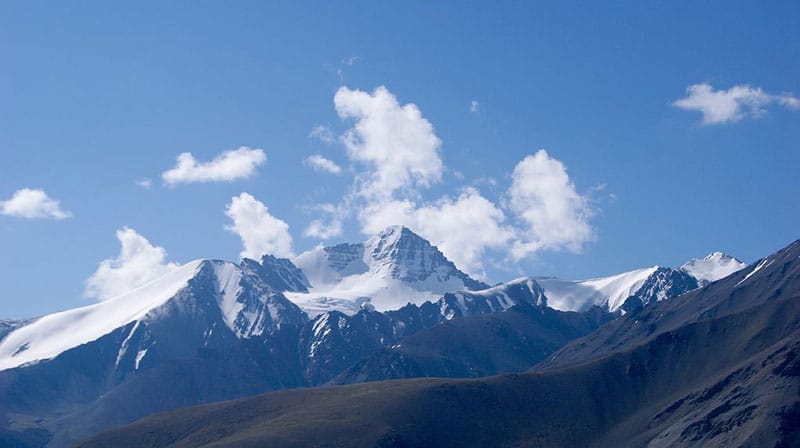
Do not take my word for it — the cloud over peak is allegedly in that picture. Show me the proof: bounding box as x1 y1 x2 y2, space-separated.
85 227 178 301
162 146 266 186
672 83 799 125
299 86 598 276
334 86 443 199
0 188 71 220
507 150 595 259
225 193 294 260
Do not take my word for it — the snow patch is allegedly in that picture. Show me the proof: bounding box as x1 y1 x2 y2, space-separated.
135 348 148 370
114 321 141 369
735 258 773 288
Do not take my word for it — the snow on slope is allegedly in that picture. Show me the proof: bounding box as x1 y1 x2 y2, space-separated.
285 268 458 316
211 260 245 335
440 276 547 318
681 252 746 285
537 266 659 312
0 260 204 371
289 226 486 316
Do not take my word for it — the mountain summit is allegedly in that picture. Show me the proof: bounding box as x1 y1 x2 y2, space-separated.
288 226 488 314
680 251 746 285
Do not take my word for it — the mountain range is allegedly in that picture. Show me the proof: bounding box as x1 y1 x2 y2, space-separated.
77 238 800 448
0 226 755 447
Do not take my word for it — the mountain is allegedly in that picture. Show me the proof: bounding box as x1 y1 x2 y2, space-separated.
298 276 553 385
252 254 311 293
0 259 306 371
538 243 795 369
536 252 746 313
681 251 747 286
0 258 310 446
0 237 578 447
288 225 489 314
537 266 698 312
76 240 800 448
0 225 757 447
331 302 612 384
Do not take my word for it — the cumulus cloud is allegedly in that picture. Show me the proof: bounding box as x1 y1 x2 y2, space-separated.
507 150 595 259
304 154 342 175
334 86 443 199
306 86 598 275
672 83 800 125
162 146 266 186
0 188 71 219
85 227 178 301
225 193 293 260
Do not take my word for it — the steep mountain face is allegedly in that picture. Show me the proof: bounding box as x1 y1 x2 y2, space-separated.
620 267 699 313
364 226 487 290
0 258 309 446
76 240 800 448
252 255 311 293
289 226 489 314
681 251 746 286
0 259 306 371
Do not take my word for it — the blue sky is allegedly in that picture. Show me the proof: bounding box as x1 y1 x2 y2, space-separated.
1 1 798 318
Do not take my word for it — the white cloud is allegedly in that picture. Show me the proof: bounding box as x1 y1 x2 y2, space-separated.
0 188 71 219
672 83 800 125
308 86 598 275
358 188 514 276
135 178 153 189
334 86 443 199
507 150 595 259
303 203 344 240
776 93 800 109
309 125 336 144
304 218 343 239
162 146 266 186
85 227 178 301
470 100 480 113
225 193 293 260
304 154 342 175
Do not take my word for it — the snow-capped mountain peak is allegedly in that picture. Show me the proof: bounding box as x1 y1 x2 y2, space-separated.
288 226 488 315
681 251 746 285
0 260 206 371
0 257 309 371
365 225 484 287
536 266 659 312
